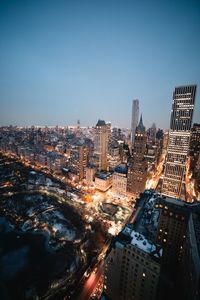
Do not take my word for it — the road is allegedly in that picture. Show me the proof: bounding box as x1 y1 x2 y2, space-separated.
70 242 110 300
146 155 165 190
77 260 104 300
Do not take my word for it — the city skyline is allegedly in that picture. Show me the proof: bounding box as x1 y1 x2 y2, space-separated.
1 0 200 129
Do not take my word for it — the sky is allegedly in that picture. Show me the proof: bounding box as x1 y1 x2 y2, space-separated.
0 0 200 129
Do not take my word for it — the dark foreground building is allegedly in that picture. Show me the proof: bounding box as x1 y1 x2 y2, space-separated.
103 190 200 300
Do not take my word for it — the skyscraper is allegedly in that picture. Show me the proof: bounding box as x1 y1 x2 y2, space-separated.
190 123 200 199
162 85 197 199
94 119 109 171
131 99 139 148
127 115 147 195
68 144 88 180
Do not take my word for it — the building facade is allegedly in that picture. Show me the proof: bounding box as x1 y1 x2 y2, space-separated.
182 212 200 300
131 99 139 149
68 144 88 180
95 171 112 192
112 163 128 195
85 165 96 183
127 115 147 195
94 120 109 171
104 210 162 300
155 197 189 269
190 123 200 156
103 190 200 300
162 85 196 199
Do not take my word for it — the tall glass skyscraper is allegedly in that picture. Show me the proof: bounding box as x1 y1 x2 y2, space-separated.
162 85 197 199
131 99 139 148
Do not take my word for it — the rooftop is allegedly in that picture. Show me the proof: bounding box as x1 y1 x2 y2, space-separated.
122 226 162 258
95 171 112 180
96 119 106 127
114 163 128 174
109 190 162 260
156 196 200 214
136 114 145 132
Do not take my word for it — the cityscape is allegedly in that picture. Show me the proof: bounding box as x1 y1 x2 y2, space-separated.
1 1 200 300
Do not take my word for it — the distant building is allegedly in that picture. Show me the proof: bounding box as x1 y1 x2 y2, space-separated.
127 115 147 195
95 171 112 192
94 120 109 171
119 143 130 163
75 119 81 137
162 130 169 153
147 123 157 144
131 99 139 149
144 144 158 167
68 145 88 180
108 146 121 170
85 165 96 183
112 163 128 195
162 85 197 200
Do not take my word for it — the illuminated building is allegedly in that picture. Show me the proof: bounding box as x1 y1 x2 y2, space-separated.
108 146 121 171
127 115 147 195
131 99 139 149
94 120 109 171
190 123 200 156
162 85 197 199
190 123 200 198
94 171 112 192
104 192 162 300
68 145 88 180
85 165 96 183
162 130 169 153
144 144 158 167
103 190 200 300
147 123 157 145
112 163 128 195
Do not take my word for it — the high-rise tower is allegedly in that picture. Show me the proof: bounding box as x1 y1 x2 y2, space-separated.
162 85 196 199
94 120 109 171
131 99 139 148
127 114 147 195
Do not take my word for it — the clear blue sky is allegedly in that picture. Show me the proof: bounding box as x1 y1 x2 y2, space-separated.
0 0 200 129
